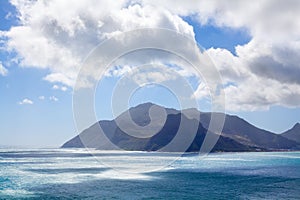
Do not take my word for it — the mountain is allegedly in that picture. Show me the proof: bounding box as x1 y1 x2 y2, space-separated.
281 123 300 143
62 103 300 152
197 113 299 150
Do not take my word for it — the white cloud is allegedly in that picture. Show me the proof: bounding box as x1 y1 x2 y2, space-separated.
43 73 74 87
175 0 300 111
193 81 210 100
18 98 33 105
105 65 134 77
0 62 8 76
49 96 58 102
2 0 194 88
52 85 59 90
2 0 300 111
52 84 68 91
38 96 45 100
5 12 13 20
201 38 300 111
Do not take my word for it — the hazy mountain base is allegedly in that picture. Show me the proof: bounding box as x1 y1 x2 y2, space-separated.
62 103 300 152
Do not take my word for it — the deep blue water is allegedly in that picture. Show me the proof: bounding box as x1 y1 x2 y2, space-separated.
0 149 299 199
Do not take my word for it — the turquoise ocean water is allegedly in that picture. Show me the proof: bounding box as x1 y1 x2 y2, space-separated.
0 149 299 199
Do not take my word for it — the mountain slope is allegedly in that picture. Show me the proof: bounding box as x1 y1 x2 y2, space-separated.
282 123 300 143
62 113 258 152
62 103 300 151
177 108 299 150
197 112 299 150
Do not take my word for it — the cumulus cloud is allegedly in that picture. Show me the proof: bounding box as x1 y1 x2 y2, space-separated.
18 98 33 105
0 62 8 76
2 0 194 87
2 0 300 111
140 0 300 109
203 38 300 111
182 0 300 111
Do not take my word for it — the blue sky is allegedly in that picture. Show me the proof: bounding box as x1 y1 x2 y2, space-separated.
1 0 300 147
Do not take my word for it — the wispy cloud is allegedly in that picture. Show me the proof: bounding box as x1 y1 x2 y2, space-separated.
52 84 68 91
38 96 45 100
18 98 33 105
49 96 58 102
0 62 8 76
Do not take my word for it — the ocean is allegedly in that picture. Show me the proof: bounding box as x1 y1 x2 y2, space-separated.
0 149 299 199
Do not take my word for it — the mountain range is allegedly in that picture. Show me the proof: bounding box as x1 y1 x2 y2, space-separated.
62 103 300 152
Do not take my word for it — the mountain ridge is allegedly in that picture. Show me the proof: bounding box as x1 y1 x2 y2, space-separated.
281 123 300 143
62 102 300 152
